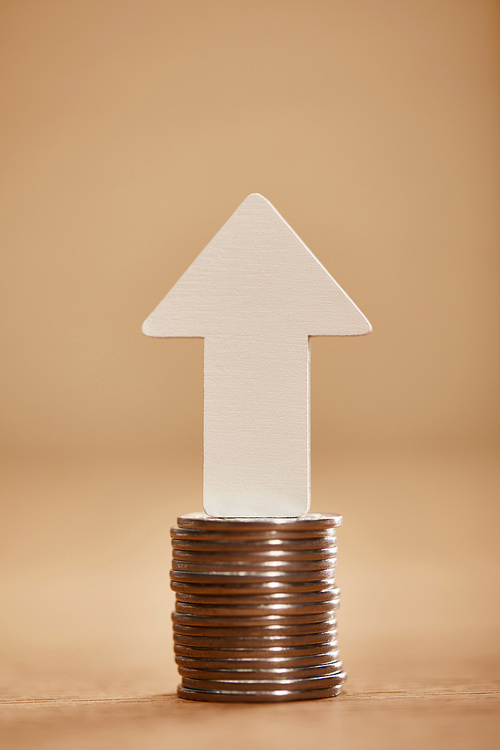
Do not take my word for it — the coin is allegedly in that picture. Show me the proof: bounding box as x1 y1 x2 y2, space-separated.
177 663 343 680
170 569 335 582
182 672 346 692
172 620 337 637
173 631 338 647
172 528 337 542
172 537 337 551
176 513 342 532
174 588 340 605
177 684 343 702
175 602 339 618
173 612 337 627
173 609 337 624
172 548 337 561
173 641 339 659
170 580 337 595
174 652 341 670
171 559 335 572
171 514 344 703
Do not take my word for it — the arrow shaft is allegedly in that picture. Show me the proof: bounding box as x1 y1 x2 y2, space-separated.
203 335 310 517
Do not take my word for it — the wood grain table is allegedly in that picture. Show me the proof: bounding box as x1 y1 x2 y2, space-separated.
1 449 499 748
2 647 499 750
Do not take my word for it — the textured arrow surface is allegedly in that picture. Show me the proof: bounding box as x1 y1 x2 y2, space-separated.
143 194 371 517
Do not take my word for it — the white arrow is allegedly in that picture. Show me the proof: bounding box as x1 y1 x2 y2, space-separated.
143 194 371 518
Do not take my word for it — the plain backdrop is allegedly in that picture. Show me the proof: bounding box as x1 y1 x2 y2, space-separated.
0 0 499 713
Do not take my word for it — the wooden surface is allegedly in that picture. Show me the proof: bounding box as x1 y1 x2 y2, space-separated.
1 447 499 748
2 650 499 750
142 194 371 517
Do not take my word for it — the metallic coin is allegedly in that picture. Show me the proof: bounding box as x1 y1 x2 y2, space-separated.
175 603 339 619
182 672 346 692
170 569 335 582
173 631 338 647
172 548 337 562
172 537 337 552
178 661 342 681
174 641 339 659
172 612 337 628
171 528 337 542
174 651 341 670
170 573 336 586
171 559 335 572
174 588 340 605
176 513 342 532
170 580 337 595
173 617 339 631
179 666 346 690
177 684 343 702
172 619 337 637
171 516 345 703
171 559 336 572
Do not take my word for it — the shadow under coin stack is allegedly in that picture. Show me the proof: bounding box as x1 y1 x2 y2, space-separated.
170 513 345 702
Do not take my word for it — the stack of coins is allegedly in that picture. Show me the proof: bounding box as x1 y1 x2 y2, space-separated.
170 513 345 702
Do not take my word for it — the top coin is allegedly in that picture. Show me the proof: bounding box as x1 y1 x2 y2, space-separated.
177 513 342 533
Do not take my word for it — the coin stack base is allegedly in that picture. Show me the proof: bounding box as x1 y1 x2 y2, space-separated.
170 513 345 703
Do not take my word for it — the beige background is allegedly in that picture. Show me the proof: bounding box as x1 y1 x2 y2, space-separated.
0 1 499 747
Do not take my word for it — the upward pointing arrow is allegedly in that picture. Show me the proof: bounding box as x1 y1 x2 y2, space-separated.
143 194 371 518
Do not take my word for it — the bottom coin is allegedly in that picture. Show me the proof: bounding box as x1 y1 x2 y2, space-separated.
177 684 344 702
182 673 346 691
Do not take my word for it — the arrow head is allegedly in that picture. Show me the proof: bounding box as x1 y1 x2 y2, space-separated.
142 193 372 338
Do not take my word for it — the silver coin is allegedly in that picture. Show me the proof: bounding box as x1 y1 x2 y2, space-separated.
177 684 343 702
172 610 337 626
173 641 339 659
176 513 342 532
171 507 346 696
177 663 343 680
172 537 337 552
181 672 346 692
173 631 338 647
170 580 337 595
174 603 339 619
171 559 336 572
172 619 337 637
174 652 341 670
172 548 337 562
170 526 336 545
170 568 334 585
174 588 340 605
